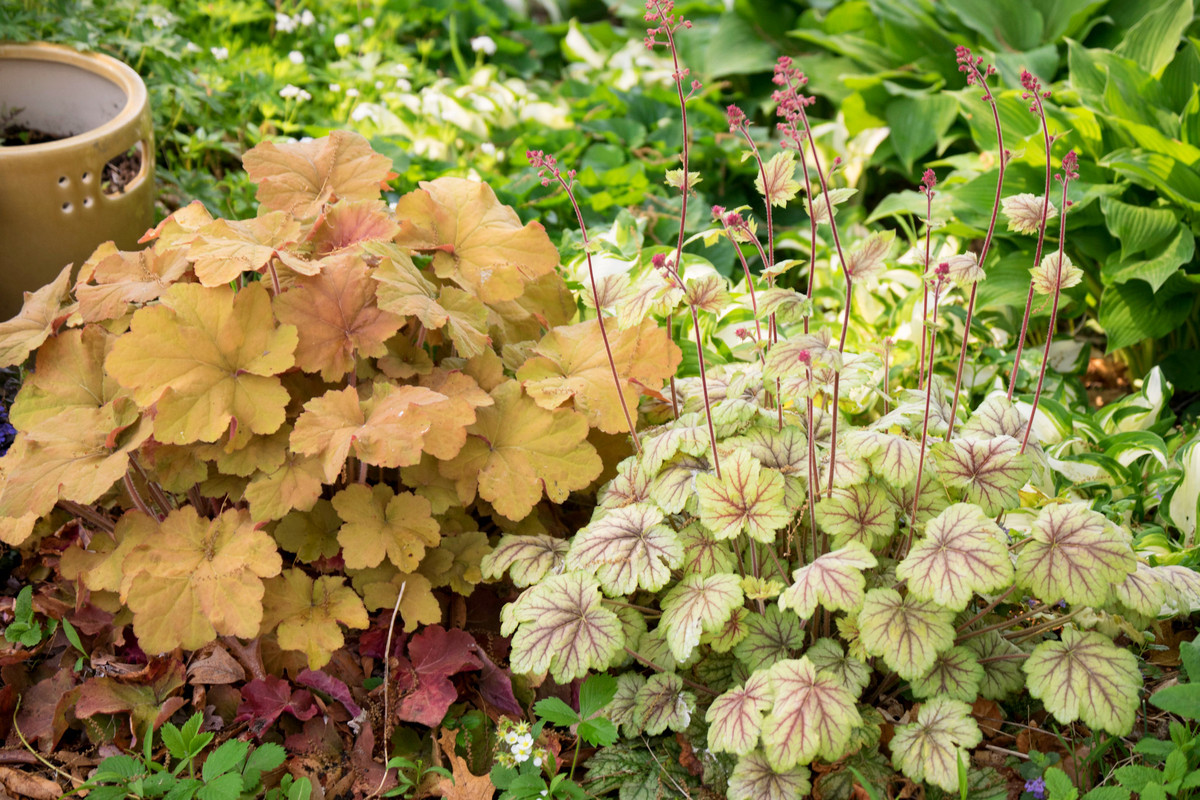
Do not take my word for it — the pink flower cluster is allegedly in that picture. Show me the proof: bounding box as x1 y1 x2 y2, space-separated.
526 149 574 187
955 45 997 101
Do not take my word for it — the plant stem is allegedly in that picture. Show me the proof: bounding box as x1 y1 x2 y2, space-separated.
57 501 116 534
956 585 1018 632
123 472 159 521
977 652 1031 665
1005 607 1082 642
918 180 935 391
623 647 718 696
826 278 852 498
907 275 946 550
956 602 1049 644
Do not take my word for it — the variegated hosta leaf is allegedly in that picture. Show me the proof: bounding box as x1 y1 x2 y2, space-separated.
756 288 812 325
897 503 1013 611
1114 562 1168 617
805 638 870 697
858 588 955 680
566 504 682 595
814 484 897 549
660 573 744 662
931 435 1031 516
634 672 695 735
678 523 736 577
480 534 568 588
910 645 985 701
707 671 774 756
778 545 877 620
696 449 791 542
733 605 804 670
761 658 862 770
605 673 646 737
961 395 1026 441
964 630 1026 700
727 752 810 800
507 572 624 682
1024 628 1141 735
844 430 921 488
1015 503 1136 606
890 697 982 792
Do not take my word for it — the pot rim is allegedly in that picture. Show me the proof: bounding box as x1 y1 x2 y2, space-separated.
0 41 148 153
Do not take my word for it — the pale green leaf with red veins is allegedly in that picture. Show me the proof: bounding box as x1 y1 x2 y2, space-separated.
703 606 752 652
480 534 570 588
1156 565 1200 614
393 177 558 304
754 150 801 208
779 546 876 621
1115 562 1168 617
261 569 369 670
566 504 682 595
843 230 894 283
727 752 810 800
605 673 647 736
964 630 1027 700
844 430 922 488
121 507 282 653
60 510 156 593
887 471 951 526
897 503 1012 612
598 457 653 510
707 671 774 755
439 380 601 521
761 657 861 770
962 395 1026 440
272 255 403 380
0 263 72 368
651 454 708 514
684 275 730 313
678 523 737 577
615 270 682 331
814 483 896 549
331 484 439 571
729 424 808 480
931 435 1031 516
634 673 695 735
10 326 123 430
290 383 445 482
76 244 190 322
243 130 392 218
1031 252 1083 295
763 332 841 383
733 606 804 670
756 288 812 325
436 287 491 358
805 638 870 697
890 697 982 792
188 212 302 287
696 449 790 543
660 573 744 662
641 412 711 474
307 199 400 255
245 452 324 523
1016 503 1136 606
273 500 342 563
911 646 985 701
518 318 681 435
508 572 624 682
105 282 297 445
858 588 955 680
806 187 857 225
1025 628 1141 735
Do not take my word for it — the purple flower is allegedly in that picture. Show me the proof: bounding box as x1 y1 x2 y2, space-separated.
1024 777 1046 799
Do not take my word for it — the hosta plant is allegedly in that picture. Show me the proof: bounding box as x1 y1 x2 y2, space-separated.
490 5 1200 798
0 129 680 736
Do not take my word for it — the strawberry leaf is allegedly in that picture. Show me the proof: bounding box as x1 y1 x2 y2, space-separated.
1016 503 1136 606
761 657 861 770
660 573 744 662
507 572 623 682
1024 628 1141 735
931 435 1031 516
897 503 1013 611
779 545 877 620
890 697 981 792
857 588 954 680
696 449 791 542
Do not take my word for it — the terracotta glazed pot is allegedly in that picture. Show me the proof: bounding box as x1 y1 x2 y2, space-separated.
0 42 154 320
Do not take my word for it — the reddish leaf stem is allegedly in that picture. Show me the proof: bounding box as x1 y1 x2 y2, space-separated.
624 646 718 696
917 171 937 391
908 267 949 548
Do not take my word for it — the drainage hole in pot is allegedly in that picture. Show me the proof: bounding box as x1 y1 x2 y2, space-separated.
83 197 93 208
81 171 91 182
58 176 68 187
62 202 72 213
101 143 143 196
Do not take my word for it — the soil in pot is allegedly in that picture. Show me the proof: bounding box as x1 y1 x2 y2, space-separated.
1 120 143 194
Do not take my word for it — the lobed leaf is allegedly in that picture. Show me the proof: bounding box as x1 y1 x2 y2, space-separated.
634 672 694 735
857 588 954 680
261 569 369 670
890 697 982 792
567 504 682 595
760 657 861 770
814 483 897 549
779 545 877 620
480 534 569 588
660 573 744 663
331 484 440 571
727 752 810 800
931 435 1031 516
754 151 801 208
696 449 791 542
1016 503 1136 606
897 503 1013 611
1024 628 1141 735
910 646 985 701
507 572 624 682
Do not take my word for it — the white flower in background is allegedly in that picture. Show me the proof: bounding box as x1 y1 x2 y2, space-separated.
393 63 410 76
374 80 384 89
275 12 297 32
298 89 312 101
351 105 377 122
288 50 305 65
346 87 360 97
150 13 172 28
470 35 497 55
298 9 315 26
362 16 375 27
211 46 229 60
329 83 341 92
334 32 351 49
184 41 201 54
279 84 301 99
300 136 314 142
480 142 496 156
395 78 412 91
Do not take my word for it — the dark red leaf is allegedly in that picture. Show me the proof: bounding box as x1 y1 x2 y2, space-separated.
473 646 521 716
235 676 318 738
296 668 363 719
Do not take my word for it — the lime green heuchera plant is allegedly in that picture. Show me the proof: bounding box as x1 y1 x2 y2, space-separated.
484 3 1200 799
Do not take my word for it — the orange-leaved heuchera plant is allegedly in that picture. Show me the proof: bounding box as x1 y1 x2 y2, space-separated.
0 129 680 684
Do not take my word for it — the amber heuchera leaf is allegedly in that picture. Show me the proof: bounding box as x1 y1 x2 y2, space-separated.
440 380 601 521
76 244 190 322
760 657 861 770
393 178 558 304
273 255 402 380
696 449 791 543
120 507 283 653
517 318 681 435
890 697 982 792
331 484 440 571
106 282 298 445
504 572 623 682
1016 503 1136 606
1024 628 1140 735
9 327 124 430
0 264 72 368
307 199 400 256
897 503 1013 612
188 212 302 287
261 569 369 670
242 130 393 218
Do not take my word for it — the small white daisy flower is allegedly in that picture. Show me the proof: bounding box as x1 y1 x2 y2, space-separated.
334 32 351 49
275 12 297 32
470 35 497 55
298 9 315 26
288 50 305 65
210 46 228 60
279 84 301 99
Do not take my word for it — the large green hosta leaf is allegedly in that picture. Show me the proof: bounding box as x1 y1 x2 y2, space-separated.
566 504 681 595
1024 628 1141 735
660 573 744 662
696 449 791 542
778 545 876 620
505 572 624 682
814 484 897 549
1015 503 1136 606
858 588 955 680
931 435 1031 516
760 658 861 770
727 752 810 800
897 504 1013 611
707 671 773 756
890 697 982 792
